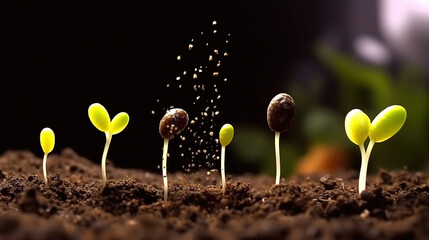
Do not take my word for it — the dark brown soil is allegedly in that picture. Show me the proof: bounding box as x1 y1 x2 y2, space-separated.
0 149 428 240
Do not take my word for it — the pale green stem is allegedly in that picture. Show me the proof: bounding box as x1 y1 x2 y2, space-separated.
358 144 367 194
358 140 375 194
221 145 226 194
101 132 112 189
365 140 375 162
43 153 48 185
275 132 281 185
162 138 169 202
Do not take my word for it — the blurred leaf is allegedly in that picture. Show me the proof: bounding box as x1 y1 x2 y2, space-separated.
261 142 301 178
231 124 302 177
316 45 429 171
231 124 271 164
316 45 393 110
303 107 347 145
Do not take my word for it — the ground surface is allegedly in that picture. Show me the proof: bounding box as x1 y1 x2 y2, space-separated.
0 149 428 240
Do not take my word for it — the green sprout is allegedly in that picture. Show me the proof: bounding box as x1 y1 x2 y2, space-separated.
88 103 129 189
345 105 407 194
40 127 55 185
267 93 295 185
159 108 189 201
219 123 234 194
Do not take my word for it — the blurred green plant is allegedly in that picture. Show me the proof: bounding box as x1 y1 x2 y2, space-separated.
230 44 429 177
231 124 301 178
316 45 429 171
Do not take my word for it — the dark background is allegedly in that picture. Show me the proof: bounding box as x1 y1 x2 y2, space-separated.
4 0 428 175
1 0 320 173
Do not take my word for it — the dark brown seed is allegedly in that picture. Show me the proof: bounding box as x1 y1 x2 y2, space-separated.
267 93 295 133
159 108 189 139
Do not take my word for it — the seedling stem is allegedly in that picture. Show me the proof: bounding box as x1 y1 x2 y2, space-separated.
162 138 169 202
358 140 375 194
221 145 226 194
42 153 48 185
101 133 113 189
275 131 281 185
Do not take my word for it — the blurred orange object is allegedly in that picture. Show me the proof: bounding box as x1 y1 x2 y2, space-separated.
296 144 350 175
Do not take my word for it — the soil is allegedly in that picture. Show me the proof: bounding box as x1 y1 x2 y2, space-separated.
0 148 428 240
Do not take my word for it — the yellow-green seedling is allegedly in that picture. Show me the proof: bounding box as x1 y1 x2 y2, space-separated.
267 93 295 185
345 109 371 194
88 103 129 189
159 108 189 201
40 127 55 185
345 105 406 194
219 123 234 194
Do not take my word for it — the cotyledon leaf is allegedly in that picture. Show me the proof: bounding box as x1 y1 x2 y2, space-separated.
345 109 371 145
369 105 407 143
40 128 55 154
88 103 111 132
220 123 234 147
109 112 129 135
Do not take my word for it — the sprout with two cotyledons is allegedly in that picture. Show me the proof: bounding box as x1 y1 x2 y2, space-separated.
159 108 189 201
219 123 234 194
88 103 129 189
40 127 55 185
345 105 407 194
267 93 295 185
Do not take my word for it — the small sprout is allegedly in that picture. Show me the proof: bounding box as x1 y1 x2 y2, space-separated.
88 103 129 189
159 108 189 201
345 109 371 194
40 127 55 185
267 93 295 185
219 123 234 194
345 105 406 194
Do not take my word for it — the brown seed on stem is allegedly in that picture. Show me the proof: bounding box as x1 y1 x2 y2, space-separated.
159 108 189 202
159 108 189 139
267 93 295 185
267 93 295 133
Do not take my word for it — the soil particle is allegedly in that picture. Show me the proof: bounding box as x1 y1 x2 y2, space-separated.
0 149 429 240
319 175 339 190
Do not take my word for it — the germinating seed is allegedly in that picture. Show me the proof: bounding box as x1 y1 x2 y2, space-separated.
266 93 295 185
267 93 295 133
159 108 189 139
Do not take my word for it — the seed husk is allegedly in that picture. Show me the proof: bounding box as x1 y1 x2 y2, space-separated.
159 108 189 139
267 93 295 133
